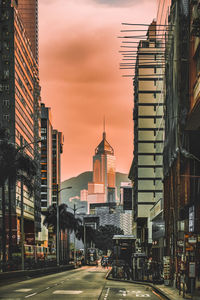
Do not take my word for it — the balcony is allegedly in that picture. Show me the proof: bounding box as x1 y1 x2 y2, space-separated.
193 72 200 105
186 74 200 129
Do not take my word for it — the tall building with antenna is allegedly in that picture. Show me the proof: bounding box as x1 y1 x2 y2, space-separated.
87 128 116 211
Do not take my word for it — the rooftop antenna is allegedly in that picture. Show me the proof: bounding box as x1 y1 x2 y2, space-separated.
103 116 106 139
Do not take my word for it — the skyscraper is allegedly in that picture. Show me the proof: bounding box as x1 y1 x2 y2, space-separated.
129 21 164 255
0 0 41 251
17 0 38 62
40 103 53 211
52 130 64 205
87 130 116 211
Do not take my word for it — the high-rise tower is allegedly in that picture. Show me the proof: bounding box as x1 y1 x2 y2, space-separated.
0 0 41 252
17 0 38 62
87 131 116 211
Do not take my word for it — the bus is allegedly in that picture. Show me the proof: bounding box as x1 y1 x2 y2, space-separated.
86 248 98 266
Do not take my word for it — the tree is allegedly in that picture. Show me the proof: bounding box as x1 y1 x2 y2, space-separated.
94 225 124 253
43 203 82 261
43 203 82 234
0 128 37 270
75 225 96 245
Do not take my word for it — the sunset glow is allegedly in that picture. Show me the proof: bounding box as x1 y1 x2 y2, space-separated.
39 0 157 180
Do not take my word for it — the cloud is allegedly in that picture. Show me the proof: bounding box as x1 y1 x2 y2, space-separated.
40 25 120 84
39 0 156 180
91 0 155 7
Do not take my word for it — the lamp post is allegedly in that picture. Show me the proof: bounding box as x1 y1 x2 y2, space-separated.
84 218 86 264
56 184 72 267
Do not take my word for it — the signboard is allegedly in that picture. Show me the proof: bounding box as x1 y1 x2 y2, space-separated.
177 240 184 247
188 236 197 244
189 206 195 232
163 256 171 283
189 262 196 278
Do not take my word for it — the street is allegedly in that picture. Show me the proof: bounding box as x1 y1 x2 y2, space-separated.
0 266 165 299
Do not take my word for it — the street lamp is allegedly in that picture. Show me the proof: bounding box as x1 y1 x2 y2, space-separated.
56 184 72 267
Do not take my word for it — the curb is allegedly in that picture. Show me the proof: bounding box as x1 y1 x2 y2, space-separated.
0 264 75 284
106 272 171 300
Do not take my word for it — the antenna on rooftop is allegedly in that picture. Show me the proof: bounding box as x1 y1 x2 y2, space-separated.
103 116 106 139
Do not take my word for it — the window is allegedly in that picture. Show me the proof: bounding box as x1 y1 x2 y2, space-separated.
41 201 47 207
3 69 9 80
3 114 9 120
41 128 47 133
3 99 9 106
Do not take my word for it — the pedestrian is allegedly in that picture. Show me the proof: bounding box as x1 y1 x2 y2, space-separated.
123 263 130 280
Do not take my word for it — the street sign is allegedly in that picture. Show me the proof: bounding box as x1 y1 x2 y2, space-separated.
189 262 196 278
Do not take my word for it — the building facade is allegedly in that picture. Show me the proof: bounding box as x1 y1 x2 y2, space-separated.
52 130 63 205
0 0 41 254
40 103 53 211
130 21 164 256
17 0 38 63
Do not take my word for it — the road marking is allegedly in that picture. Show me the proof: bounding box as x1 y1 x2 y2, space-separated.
15 289 32 292
104 287 110 299
118 289 127 296
53 290 83 295
136 294 150 297
46 287 50 289
25 293 37 298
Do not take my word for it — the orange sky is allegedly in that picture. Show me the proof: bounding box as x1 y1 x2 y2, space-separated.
39 0 156 181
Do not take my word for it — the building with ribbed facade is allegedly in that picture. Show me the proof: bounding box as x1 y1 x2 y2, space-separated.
17 0 38 63
0 0 41 253
40 103 53 210
52 130 63 205
90 204 132 235
130 21 164 255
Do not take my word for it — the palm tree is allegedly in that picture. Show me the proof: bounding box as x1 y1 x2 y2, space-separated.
43 203 82 261
43 203 82 234
0 129 37 270
0 128 9 271
76 225 96 246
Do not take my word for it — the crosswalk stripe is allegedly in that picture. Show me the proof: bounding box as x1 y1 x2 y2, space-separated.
53 290 83 295
15 289 32 292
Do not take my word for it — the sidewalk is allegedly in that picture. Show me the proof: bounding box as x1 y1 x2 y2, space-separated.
154 284 191 300
107 270 200 299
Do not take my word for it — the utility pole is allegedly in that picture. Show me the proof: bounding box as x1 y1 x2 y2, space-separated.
73 204 76 265
84 218 86 264
20 136 25 271
56 184 60 267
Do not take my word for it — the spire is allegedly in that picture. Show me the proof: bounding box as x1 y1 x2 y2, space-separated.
103 116 106 139
95 119 114 155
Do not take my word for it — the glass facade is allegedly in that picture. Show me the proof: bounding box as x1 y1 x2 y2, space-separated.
0 2 41 240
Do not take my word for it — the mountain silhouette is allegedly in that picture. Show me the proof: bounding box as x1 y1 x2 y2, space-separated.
61 171 129 204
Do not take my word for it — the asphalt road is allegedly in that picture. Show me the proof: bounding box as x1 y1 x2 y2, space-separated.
0 266 165 299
